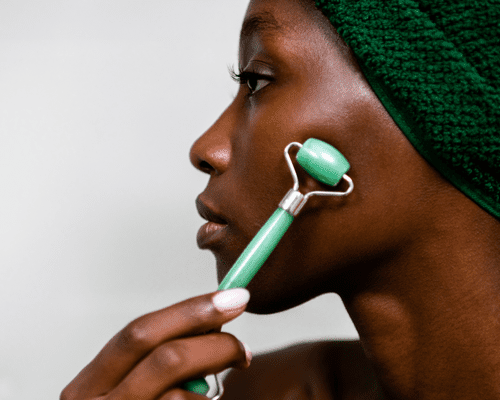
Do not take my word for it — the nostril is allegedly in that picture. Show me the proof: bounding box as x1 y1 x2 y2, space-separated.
199 160 214 174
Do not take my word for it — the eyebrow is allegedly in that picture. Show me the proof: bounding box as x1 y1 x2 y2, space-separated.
240 11 285 39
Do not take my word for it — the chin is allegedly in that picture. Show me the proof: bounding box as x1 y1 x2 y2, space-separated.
243 288 324 315
213 248 332 315
238 273 328 315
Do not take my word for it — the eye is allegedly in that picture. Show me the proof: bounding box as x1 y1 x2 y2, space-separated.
242 73 270 94
228 64 273 97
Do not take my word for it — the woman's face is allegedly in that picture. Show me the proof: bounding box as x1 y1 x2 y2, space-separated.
190 0 440 314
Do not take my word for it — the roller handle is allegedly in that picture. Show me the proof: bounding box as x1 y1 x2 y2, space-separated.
181 207 294 395
218 207 294 289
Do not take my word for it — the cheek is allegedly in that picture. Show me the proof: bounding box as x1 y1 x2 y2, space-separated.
224 77 426 301
229 149 290 236
229 109 311 234
334 101 439 256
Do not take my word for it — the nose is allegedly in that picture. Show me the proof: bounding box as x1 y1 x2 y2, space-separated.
189 107 232 176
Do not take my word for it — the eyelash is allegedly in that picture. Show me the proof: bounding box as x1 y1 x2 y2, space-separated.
228 63 272 97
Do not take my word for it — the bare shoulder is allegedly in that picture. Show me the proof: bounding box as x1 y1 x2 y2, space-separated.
221 340 385 400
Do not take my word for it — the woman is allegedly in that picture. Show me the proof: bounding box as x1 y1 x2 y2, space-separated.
61 0 500 399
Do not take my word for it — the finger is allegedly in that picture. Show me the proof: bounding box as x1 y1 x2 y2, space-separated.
62 288 249 399
156 388 209 400
106 332 250 400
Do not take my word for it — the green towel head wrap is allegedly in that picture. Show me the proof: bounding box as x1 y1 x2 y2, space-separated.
314 0 500 219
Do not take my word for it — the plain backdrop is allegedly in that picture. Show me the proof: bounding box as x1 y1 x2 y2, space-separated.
0 1 359 399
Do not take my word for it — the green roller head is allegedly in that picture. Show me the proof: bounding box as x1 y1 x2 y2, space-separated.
296 138 350 186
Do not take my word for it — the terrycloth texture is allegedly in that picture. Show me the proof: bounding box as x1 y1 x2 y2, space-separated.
314 0 500 219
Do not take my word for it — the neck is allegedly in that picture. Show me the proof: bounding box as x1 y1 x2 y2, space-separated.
342 205 500 400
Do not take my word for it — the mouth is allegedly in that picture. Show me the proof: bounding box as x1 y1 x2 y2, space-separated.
196 196 229 249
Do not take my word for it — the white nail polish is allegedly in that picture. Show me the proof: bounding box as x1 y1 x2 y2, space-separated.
241 341 252 367
212 288 250 312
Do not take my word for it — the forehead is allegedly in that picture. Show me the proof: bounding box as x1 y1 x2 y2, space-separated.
239 0 341 52
239 0 358 73
240 10 285 40
240 0 317 42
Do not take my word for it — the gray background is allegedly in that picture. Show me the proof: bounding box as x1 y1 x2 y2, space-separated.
0 1 358 399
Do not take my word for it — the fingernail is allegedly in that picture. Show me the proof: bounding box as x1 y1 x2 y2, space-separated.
241 341 252 367
212 288 250 312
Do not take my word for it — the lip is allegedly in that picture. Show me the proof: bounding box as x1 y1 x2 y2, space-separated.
197 221 228 249
196 196 228 225
195 196 229 249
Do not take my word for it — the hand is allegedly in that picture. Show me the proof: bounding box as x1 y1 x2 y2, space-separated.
61 288 252 400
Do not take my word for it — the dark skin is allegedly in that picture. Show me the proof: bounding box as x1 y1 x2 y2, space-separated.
62 0 500 399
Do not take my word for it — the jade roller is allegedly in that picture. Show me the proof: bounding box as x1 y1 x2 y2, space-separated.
183 138 353 398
